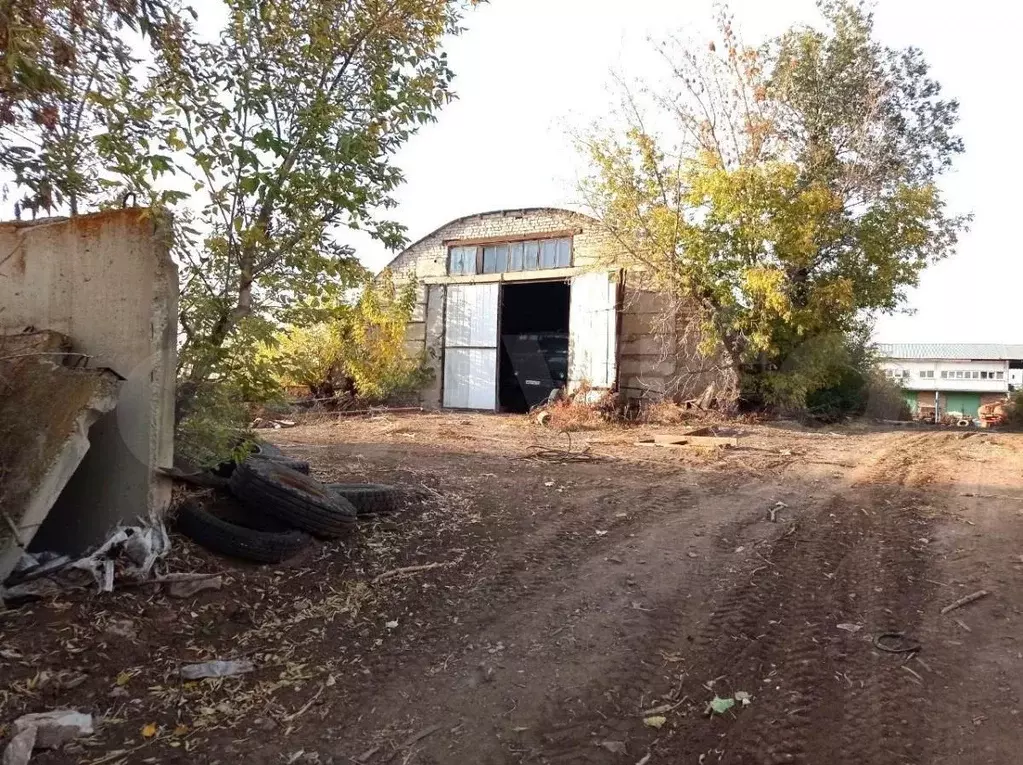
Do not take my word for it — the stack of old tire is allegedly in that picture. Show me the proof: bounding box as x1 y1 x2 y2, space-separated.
176 443 406 564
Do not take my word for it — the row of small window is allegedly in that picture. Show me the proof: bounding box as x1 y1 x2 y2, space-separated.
449 237 573 275
887 369 1004 380
939 370 1004 380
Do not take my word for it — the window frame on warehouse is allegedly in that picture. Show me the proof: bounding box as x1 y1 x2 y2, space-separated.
446 232 574 276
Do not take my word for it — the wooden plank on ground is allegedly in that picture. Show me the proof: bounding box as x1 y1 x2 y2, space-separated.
684 435 739 448
635 435 738 449
652 434 689 445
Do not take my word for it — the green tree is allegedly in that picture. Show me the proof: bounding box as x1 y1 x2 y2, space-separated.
166 0 470 395
579 1 967 409
0 0 191 215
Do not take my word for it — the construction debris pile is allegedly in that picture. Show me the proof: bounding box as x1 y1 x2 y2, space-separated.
0 330 122 586
1 521 171 606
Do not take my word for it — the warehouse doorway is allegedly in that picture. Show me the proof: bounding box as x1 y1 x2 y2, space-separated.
498 281 570 412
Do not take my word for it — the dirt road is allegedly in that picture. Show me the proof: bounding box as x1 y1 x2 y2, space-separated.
2 416 1021 764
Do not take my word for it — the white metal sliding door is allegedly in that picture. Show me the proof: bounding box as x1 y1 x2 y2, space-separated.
443 283 499 409
568 272 618 390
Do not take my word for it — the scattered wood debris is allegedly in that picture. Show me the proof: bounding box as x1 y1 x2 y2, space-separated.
940 589 989 615
372 558 463 584
768 501 787 522
635 429 740 449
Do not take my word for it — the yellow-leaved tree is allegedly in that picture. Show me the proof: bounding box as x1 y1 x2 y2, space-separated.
578 1 968 412
267 271 431 406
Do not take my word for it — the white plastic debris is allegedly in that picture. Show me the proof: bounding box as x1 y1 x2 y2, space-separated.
10 554 39 577
180 660 255 680
123 523 171 579
4 521 172 601
2 725 36 765
13 710 93 749
68 523 171 592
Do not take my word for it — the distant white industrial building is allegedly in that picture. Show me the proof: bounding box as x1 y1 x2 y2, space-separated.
878 343 1023 419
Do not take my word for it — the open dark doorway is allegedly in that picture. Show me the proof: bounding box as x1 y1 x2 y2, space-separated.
499 280 570 412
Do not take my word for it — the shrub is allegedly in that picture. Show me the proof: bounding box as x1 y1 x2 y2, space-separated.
745 332 909 422
862 374 912 421
174 381 255 469
267 272 432 406
537 384 622 431
1005 389 1023 429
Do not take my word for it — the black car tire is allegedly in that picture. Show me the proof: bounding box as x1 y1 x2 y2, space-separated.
251 454 310 474
252 441 284 458
324 483 405 515
175 498 312 563
229 458 356 537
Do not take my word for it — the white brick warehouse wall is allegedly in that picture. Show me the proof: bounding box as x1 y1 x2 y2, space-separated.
384 207 733 408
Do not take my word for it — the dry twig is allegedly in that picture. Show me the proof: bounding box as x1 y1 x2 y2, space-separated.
373 558 462 584
283 684 324 722
940 589 989 615
901 665 924 684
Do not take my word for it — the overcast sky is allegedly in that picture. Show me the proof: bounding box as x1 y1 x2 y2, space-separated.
7 2 1011 344
320 0 1016 345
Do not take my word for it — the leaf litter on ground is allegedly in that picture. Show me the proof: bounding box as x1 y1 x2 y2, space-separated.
707 691 752 716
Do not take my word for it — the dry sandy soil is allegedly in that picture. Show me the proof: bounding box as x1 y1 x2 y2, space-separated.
2 413 1022 765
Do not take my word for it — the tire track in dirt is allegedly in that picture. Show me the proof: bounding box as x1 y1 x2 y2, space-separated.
833 492 929 765
521 478 806 763
334 477 698 749
525 431 947 765
522 482 845 764
454 481 695 633
833 432 951 764
677 432 941 764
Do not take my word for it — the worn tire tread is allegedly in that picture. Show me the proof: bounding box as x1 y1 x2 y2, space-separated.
325 483 405 515
175 499 312 563
230 459 356 538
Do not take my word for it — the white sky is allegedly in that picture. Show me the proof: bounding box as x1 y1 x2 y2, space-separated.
330 0 1019 345
6 2 1013 345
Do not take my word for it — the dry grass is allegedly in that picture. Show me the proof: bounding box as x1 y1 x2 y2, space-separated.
538 386 622 432
634 399 691 425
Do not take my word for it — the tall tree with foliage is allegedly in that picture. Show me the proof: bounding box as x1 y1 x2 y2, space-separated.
166 0 470 394
579 1 967 408
0 0 191 215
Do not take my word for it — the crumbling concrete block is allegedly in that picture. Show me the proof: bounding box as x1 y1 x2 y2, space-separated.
0 210 177 553
0 351 121 583
0 330 73 361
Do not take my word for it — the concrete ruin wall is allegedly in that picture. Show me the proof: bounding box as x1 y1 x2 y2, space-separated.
0 341 122 581
0 210 178 553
